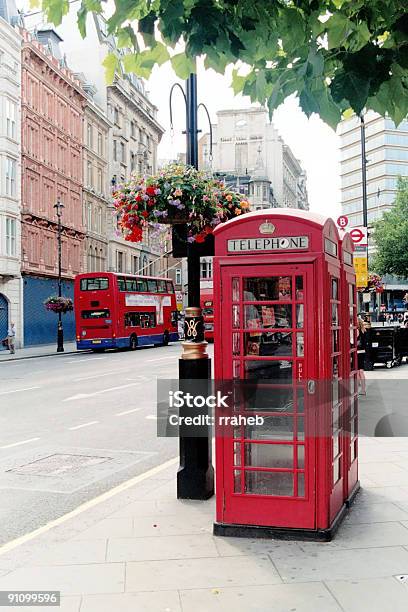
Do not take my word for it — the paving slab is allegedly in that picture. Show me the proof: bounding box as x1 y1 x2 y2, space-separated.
273 546 408 582
107 533 219 562
213 536 304 559
125 514 212 537
330 520 408 548
179 582 342 612
32 539 107 566
125 555 281 592
0 563 125 595
80 591 182 612
325 577 408 612
344 501 408 524
72 517 134 540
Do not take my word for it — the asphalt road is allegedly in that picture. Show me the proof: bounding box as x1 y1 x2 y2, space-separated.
0 342 194 544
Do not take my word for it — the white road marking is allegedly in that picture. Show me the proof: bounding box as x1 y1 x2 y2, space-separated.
0 456 178 556
0 386 41 396
63 381 142 402
145 357 173 363
0 437 40 449
146 414 157 420
74 369 125 382
115 408 142 416
68 421 99 431
66 357 106 363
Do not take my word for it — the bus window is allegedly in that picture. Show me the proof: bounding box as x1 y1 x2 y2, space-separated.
80 277 109 291
136 279 148 292
140 312 156 328
126 279 137 291
125 312 139 327
82 309 110 319
157 280 167 293
148 279 157 292
117 278 126 291
166 281 174 293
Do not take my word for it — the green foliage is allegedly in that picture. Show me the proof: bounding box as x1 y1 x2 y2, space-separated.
372 178 408 277
40 0 408 128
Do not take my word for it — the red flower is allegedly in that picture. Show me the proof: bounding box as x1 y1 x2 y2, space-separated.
141 210 149 218
146 186 157 196
147 199 155 206
135 195 143 203
195 233 205 243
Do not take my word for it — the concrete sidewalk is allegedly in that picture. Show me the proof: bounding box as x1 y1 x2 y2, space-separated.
1 439 408 611
0 342 78 362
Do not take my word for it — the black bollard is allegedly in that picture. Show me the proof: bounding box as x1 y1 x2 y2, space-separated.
177 306 214 499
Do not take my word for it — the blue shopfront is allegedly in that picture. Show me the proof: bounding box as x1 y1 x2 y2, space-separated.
23 275 75 346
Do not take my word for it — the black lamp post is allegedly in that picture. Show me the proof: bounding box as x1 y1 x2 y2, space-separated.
54 198 65 352
169 73 215 500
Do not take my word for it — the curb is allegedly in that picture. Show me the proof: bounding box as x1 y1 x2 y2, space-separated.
0 349 86 363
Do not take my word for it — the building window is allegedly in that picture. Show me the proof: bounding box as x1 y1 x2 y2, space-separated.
87 160 93 186
97 168 103 192
5 217 16 256
200 260 213 279
120 142 125 164
132 255 138 274
130 152 136 172
256 185 260 197
6 98 17 139
97 131 103 156
87 122 93 148
5 157 16 196
130 121 136 139
97 207 102 233
114 107 120 126
116 250 124 272
87 202 92 230
175 268 182 285
113 140 117 162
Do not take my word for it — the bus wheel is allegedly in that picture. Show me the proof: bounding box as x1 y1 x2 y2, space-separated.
162 331 169 346
130 335 138 350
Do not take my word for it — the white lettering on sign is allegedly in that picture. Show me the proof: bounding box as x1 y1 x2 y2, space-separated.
124 294 171 325
227 236 309 253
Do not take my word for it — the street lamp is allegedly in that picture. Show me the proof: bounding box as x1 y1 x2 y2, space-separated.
54 198 65 352
169 74 215 500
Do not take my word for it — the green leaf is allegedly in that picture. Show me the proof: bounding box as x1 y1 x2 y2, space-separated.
330 70 370 115
117 26 139 50
77 5 87 38
255 70 267 102
170 53 196 79
326 14 353 49
231 69 247 95
42 0 70 26
122 54 151 79
102 52 119 84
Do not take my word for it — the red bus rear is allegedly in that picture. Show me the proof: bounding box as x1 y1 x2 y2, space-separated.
74 272 179 350
201 292 214 342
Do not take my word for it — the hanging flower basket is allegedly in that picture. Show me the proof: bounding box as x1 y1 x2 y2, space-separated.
365 273 384 293
112 163 251 243
44 296 74 314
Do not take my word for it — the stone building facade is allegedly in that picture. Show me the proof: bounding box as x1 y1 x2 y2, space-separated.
82 85 111 273
107 74 165 277
20 28 86 345
0 3 21 346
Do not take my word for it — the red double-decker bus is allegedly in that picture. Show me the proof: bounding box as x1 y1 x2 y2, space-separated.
201 291 214 342
74 272 179 351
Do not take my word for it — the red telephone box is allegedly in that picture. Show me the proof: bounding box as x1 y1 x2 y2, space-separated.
213 209 359 540
340 233 359 502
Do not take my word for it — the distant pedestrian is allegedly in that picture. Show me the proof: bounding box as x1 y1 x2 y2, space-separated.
404 313 408 328
7 322 16 354
357 317 367 395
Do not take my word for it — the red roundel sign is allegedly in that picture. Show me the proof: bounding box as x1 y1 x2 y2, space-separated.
349 228 365 244
337 215 348 228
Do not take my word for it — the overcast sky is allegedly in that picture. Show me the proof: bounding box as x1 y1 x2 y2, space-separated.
147 60 341 217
